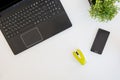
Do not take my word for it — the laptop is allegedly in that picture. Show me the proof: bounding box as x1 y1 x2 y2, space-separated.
0 0 72 55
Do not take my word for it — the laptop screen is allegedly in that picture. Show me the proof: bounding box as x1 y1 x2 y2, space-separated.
0 0 22 12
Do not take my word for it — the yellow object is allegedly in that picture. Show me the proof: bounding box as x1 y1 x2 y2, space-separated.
73 49 86 65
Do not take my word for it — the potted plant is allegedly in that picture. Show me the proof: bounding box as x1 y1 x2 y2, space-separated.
88 0 120 22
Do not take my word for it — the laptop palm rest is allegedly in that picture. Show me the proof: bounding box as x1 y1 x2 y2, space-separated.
21 27 43 48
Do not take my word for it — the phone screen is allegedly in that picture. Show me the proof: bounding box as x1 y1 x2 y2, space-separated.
91 29 110 54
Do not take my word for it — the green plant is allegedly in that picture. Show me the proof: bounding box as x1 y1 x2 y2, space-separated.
89 0 120 22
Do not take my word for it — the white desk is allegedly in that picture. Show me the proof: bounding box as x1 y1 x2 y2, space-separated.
0 0 120 80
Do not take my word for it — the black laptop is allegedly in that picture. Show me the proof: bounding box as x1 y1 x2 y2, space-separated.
0 0 72 55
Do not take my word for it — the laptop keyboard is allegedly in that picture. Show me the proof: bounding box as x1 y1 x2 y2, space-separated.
0 0 63 39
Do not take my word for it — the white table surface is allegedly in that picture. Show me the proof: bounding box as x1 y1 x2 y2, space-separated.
0 0 120 80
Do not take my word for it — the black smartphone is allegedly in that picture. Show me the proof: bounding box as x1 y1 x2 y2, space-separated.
91 28 110 54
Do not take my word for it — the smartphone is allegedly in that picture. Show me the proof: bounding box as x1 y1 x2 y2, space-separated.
91 28 110 54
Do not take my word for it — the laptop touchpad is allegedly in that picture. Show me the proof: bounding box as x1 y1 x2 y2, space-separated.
21 27 43 48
